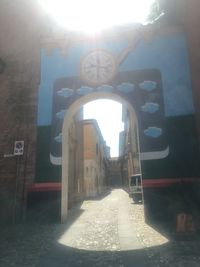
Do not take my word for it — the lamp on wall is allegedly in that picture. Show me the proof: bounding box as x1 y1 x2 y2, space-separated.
0 58 5 74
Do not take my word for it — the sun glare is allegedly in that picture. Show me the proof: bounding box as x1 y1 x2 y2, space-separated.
38 0 155 33
84 100 124 157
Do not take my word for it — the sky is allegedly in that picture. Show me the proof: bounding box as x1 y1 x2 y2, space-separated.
84 100 124 157
38 0 155 33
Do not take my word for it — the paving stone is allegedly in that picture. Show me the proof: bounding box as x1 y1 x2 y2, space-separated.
0 189 200 267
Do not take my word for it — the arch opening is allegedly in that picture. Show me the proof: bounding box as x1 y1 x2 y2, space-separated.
61 92 141 222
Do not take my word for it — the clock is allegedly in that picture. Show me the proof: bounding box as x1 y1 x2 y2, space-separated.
80 50 117 86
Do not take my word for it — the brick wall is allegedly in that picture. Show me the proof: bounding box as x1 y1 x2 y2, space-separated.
0 0 45 223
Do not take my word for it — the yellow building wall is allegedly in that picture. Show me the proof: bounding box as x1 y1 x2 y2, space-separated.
83 121 107 197
84 124 98 159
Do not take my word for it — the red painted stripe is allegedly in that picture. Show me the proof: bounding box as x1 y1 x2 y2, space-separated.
142 177 200 188
27 177 200 192
27 182 61 192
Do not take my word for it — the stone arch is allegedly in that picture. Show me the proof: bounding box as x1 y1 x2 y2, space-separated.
61 91 139 222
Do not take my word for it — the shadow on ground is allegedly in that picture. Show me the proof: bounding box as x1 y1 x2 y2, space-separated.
1 219 200 267
36 243 159 267
1 189 200 267
35 230 200 267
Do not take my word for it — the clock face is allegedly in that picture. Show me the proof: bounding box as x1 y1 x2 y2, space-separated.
80 50 117 86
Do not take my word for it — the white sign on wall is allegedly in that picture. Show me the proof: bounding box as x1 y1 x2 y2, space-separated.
14 141 24 155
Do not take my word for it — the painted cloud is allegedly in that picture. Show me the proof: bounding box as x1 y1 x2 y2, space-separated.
144 127 162 138
117 83 135 93
57 88 74 98
139 81 157 91
141 103 159 113
96 85 113 93
77 86 93 95
56 110 67 120
54 133 62 143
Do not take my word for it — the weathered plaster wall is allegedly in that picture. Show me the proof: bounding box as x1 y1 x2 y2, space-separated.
83 120 107 197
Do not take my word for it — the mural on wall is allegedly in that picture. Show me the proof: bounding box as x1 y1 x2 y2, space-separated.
50 69 167 165
36 28 200 183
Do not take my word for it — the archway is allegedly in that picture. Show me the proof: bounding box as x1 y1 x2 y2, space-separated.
34 25 198 230
61 91 139 222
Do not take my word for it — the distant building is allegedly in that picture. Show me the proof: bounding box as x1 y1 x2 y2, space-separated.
119 131 126 158
105 143 111 159
109 157 122 187
83 119 109 197
119 107 140 186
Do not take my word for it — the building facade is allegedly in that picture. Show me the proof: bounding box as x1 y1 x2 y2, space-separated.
109 158 122 187
83 119 109 197
119 107 140 187
1 0 200 227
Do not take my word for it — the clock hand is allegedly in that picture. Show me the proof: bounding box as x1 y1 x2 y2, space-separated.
97 63 102 76
84 63 97 69
85 64 106 70
95 64 111 69
117 28 142 66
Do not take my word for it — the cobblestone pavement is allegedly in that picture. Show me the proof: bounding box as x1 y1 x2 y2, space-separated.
129 202 200 267
0 189 200 267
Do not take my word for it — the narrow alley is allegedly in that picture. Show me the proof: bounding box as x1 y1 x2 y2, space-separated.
1 189 200 267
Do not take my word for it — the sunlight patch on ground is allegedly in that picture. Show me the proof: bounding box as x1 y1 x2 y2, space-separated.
58 189 169 251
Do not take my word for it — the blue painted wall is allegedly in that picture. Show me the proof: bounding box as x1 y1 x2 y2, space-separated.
35 31 200 182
